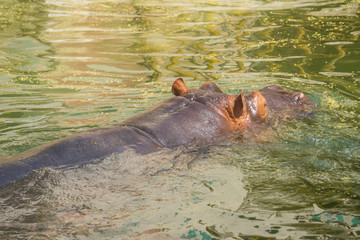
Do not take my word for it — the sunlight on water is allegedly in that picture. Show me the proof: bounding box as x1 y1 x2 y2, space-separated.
0 0 359 239
0 148 246 238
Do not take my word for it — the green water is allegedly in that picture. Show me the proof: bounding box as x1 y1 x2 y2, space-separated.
0 0 359 239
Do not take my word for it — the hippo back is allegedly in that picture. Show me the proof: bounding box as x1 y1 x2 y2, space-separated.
122 93 234 148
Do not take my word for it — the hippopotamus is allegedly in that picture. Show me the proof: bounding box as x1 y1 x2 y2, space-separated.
0 78 314 186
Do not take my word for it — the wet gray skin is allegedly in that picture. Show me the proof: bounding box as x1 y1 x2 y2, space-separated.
0 79 314 186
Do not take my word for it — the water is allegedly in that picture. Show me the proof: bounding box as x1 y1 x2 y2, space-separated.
0 0 359 239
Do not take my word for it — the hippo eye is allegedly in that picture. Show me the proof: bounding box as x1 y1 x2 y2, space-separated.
294 92 305 101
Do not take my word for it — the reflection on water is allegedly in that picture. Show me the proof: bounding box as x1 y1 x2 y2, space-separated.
0 144 359 239
0 0 359 239
0 147 246 239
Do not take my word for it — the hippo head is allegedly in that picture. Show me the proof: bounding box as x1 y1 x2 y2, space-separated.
172 78 268 130
259 84 315 117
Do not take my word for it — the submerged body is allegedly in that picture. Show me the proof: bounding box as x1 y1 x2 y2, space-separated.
0 79 314 186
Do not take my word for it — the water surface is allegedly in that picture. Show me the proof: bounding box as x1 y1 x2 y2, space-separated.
0 0 359 239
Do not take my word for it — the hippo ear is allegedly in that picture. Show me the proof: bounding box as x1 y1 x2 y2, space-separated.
233 90 247 118
200 82 223 93
172 78 188 96
248 91 268 122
